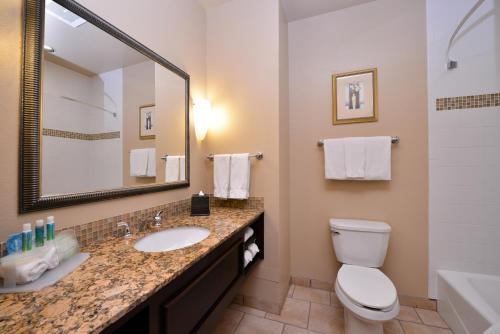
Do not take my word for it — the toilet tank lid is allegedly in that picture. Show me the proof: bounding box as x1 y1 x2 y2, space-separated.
329 219 391 233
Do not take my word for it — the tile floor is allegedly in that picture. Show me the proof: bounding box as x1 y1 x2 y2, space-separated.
211 285 453 334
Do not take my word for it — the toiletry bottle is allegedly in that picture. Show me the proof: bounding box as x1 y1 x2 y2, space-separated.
22 223 32 252
35 219 44 247
46 216 55 241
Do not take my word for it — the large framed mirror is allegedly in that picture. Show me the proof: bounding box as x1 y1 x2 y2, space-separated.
19 0 190 212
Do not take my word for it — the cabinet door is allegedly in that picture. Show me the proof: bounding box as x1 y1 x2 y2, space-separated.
163 241 241 334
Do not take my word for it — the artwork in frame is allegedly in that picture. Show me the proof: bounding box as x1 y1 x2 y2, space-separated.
139 104 155 139
332 68 378 125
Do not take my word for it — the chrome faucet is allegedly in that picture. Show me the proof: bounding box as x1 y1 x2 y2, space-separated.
152 211 163 228
117 222 132 238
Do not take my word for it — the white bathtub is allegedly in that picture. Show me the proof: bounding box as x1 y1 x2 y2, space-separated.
438 270 500 334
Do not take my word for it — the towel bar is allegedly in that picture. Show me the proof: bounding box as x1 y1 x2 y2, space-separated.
206 152 264 161
317 136 399 147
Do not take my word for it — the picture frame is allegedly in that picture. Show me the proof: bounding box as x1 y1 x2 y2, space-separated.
139 104 155 139
332 68 378 125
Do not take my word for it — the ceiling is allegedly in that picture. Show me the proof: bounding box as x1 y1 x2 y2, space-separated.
199 0 376 22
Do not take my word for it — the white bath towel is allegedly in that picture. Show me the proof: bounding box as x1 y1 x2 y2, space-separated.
324 138 346 179
179 156 186 181
244 250 253 267
214 154 231 199
165 156 180 182
248 243 260 257
244 227 254 242
344 137 366 178
146 148 156 177
130 149 149 176
229 153 250 199
365 136 391 180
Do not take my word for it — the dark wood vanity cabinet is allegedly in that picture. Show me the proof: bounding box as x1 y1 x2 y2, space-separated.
103 213 264 334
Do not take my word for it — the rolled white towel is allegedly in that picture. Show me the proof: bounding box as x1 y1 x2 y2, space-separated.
244 250 253 267
41 245 60 270
15 258 48 284
248 243 260 257
244 227 254 242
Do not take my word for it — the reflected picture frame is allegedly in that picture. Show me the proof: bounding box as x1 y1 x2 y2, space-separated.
139 104 155 140
332 68 378 125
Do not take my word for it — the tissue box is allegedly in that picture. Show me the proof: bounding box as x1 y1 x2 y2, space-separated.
191 194 210 216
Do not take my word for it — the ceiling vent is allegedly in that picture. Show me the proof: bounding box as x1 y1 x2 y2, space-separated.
45 0 86 28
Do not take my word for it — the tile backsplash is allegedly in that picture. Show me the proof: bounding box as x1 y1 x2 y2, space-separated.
436 92 500 111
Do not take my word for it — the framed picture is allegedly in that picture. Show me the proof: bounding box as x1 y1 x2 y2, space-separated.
139 104 155 139
332 68 378 125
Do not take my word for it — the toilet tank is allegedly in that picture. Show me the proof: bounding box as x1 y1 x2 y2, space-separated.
329 219 391 268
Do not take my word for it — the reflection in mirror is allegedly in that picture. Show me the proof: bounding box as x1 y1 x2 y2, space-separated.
41 1 186 196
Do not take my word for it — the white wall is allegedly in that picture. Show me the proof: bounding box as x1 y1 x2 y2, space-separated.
428 0 500 298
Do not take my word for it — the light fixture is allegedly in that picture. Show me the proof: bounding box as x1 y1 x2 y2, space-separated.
43 45 55 53
193 98 211 141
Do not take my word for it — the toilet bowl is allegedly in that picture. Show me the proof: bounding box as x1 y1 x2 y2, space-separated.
329 219 399 334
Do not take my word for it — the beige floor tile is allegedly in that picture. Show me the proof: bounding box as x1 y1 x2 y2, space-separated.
211 309 244 334
266 298 310 328
400 321 453 334
415 308 448 328
235 314 284 334
293 285 331 305
396 305 421 323
330 292 342 308
288 284 296 297
383 319 404 334
230 304 266 318
283 324 322 334
308 302 344 334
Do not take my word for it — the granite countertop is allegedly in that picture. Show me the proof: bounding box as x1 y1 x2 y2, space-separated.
0 207 263 334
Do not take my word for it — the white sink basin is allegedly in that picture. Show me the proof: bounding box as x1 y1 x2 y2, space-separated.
134 226 210 253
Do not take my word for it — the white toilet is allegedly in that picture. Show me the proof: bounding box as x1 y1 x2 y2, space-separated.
329 218 399 334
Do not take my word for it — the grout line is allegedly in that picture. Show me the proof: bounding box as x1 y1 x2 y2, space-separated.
306 301 311 330
231 311 245 334
414 307 424 324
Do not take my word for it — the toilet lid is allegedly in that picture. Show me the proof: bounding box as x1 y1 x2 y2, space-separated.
337 265 397 310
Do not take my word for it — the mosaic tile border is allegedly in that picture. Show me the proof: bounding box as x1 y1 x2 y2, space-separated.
436 92 500 111
1 196 264 255
43 128 121 140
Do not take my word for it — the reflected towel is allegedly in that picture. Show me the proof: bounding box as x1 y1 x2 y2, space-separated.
130 149 149 176
179 156 186 181
146 148 156 177
229 153 250 199
214 154 231 199
324 139 346 179
365 136 391 180
345 137 366 178
165 156 180 182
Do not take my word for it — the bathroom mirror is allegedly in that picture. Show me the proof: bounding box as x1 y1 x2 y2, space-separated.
19 0 190 212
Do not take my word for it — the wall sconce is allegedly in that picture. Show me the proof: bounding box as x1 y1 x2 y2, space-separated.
193 98 211 141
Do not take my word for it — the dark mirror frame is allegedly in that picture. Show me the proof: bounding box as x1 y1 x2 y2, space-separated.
19 0 190 213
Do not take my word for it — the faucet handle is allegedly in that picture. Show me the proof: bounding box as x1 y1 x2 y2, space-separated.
154 210 163 220
117 221 132 238
152 211 163 227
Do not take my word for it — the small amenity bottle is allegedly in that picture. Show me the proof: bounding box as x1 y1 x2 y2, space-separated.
22 223 32 252
46 216 55 241
35 219 44 247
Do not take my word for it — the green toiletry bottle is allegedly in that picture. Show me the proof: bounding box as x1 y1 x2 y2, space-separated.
46 216 55 241
22 223 32 252
35 219 44 247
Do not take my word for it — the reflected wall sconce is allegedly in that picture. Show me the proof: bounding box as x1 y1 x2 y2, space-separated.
193 98 211 141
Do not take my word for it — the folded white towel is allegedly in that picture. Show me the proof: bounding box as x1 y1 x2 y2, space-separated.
165 156 180 182
130 149 149 176
244 250 254 267
229 153 250 199
248 243 260 257
244 227 254 242
365 136 392 180
345 137 366 178
16 258 49 284
214 154 231 199
179 156 186 181
324 139 346 179
146 148 156 177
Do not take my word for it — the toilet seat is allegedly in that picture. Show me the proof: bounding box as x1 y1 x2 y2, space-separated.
337 264 397 311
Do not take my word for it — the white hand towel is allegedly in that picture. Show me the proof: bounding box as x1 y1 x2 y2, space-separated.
16 258 48 284
344 137 366 178
214 154 231 199
41 245 60 270
244 227 254 242
146 148 156 177
244 250 253 267
229 153 250 199
365 136 391 180
179 156 186 181
248 243 260 257
130 149 149 176
165 156 180 182
324 139 346 179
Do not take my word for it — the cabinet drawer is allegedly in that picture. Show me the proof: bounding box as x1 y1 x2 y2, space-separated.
163 241 241 334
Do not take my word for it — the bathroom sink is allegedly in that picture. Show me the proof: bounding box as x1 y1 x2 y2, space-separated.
134 226 210 253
